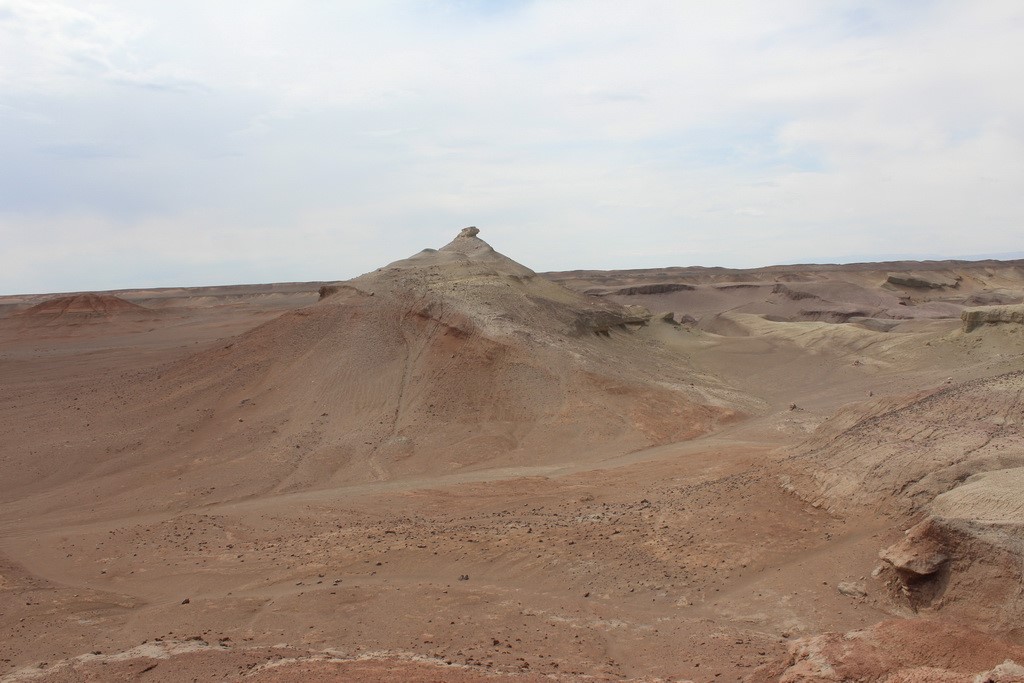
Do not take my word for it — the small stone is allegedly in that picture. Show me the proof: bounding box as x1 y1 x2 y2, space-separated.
837 581 867 598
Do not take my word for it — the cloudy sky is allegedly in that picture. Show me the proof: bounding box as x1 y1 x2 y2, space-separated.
1 1 1022 294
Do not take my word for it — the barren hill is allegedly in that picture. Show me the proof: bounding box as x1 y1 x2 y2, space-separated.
16 292 149 319
0 229 741 517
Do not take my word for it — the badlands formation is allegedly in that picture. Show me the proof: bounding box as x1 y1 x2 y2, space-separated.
0 229 1023 682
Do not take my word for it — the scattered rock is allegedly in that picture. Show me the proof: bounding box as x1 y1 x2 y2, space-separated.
837 581 867 598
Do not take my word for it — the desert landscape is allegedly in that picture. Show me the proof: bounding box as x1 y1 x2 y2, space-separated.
0 227 1022 681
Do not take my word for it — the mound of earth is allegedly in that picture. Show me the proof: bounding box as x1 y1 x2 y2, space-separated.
17 292 149 318
1 229 743 515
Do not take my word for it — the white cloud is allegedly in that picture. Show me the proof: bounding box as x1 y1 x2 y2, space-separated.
0 0 1022 293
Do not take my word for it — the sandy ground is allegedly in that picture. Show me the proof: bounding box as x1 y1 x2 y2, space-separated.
2 237 1023 681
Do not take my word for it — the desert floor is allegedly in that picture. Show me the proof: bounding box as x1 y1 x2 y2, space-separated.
2 238 1023 681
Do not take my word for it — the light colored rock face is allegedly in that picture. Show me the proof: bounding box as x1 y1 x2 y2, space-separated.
962 304 1024 332
789 370 1024 514
931 467 1024 525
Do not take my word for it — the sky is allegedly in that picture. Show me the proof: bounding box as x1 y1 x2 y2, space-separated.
1 0 1022 294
